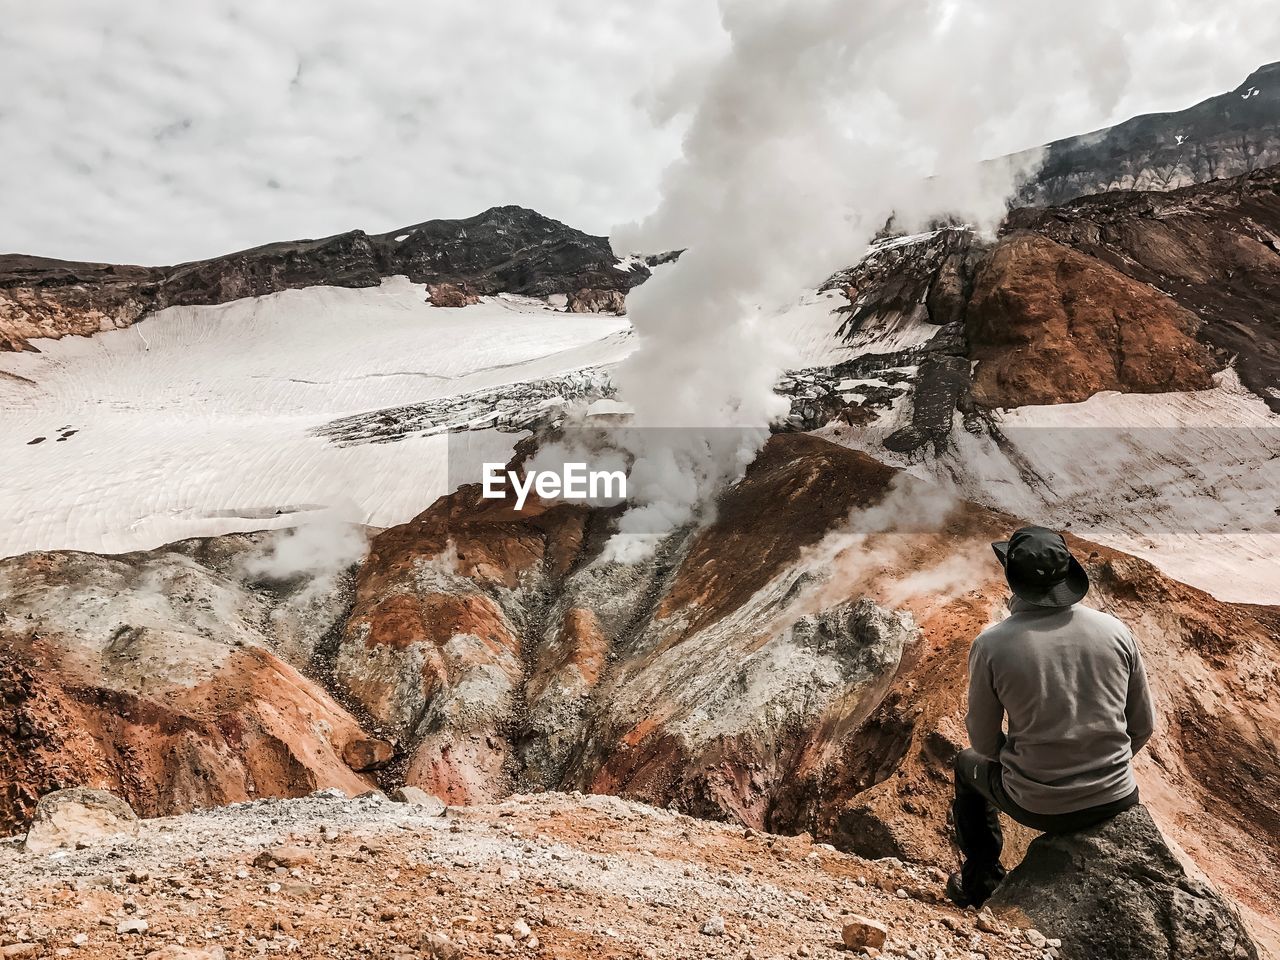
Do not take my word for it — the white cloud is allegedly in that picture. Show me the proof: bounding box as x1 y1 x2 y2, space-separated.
0 0 1276 265
0 0 725 263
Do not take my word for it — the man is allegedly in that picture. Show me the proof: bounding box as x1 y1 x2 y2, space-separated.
947 526 1157 908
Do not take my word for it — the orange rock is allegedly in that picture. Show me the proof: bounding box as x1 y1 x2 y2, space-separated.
967 233 1217 407
342 737 395 772
426 283 480 308
841 915 888 950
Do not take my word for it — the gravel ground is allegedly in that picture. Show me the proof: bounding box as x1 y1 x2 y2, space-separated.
0 790 1050 960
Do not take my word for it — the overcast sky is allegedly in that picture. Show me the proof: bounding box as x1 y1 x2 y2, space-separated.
3 0 1279 265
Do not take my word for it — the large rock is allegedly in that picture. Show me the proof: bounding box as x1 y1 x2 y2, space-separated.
988 805 1258 960
342 737 395 772
841 915 888 950
966 232 1217 407
1012 164 1280 413
565 287 627 315
23 787 139 855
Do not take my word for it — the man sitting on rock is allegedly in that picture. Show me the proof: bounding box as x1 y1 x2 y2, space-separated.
947 526 1156 908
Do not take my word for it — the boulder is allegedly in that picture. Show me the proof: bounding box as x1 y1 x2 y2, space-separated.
425 283 479 308
390 786 447 815
342 737 395 772
23 788 139 855
252 845 318 869
420 932 462 959
987 805 1258 960
565 288 627 315
841 915 888 950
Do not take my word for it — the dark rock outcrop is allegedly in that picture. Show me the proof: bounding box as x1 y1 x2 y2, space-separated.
830 227 980 355
834 163 1280 436
0 206 646 350
882 353 972 453
989 805 1259 960
1012 61 1280 207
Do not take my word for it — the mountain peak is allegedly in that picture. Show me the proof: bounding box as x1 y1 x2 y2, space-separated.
1239 59 1280 88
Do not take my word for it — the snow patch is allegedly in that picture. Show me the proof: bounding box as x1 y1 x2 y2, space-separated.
0 277 631 557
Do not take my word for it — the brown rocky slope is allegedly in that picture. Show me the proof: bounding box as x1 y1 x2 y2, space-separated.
332 433 1280 950
0 533 384 830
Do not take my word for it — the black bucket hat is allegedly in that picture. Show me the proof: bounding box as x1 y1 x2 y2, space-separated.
992 526 1089 608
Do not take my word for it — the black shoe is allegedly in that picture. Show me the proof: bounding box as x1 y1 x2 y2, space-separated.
946 865 1006 909
945 871 973 907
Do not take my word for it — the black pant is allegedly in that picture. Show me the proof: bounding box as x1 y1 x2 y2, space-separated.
952 748 1138 894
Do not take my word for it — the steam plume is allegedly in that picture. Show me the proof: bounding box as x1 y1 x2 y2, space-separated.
609 0 1230 547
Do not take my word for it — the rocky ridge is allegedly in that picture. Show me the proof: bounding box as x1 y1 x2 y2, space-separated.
812 162 1280 461
0 532 380 831
0 207 647 351
1011 61 1280 207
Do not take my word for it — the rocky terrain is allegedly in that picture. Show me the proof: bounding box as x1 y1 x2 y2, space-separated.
1008 166 1280 412
0 207 647 351
0 787 1252 960
3 434 1277 955
1010 61 1280 206
0 533 378 831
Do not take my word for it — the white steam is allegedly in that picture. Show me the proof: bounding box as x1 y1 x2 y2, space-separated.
239 508 368 585
786 473 978 617
608 0 1252 551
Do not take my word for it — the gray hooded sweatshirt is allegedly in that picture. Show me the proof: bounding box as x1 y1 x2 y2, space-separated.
967 598 1156 815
